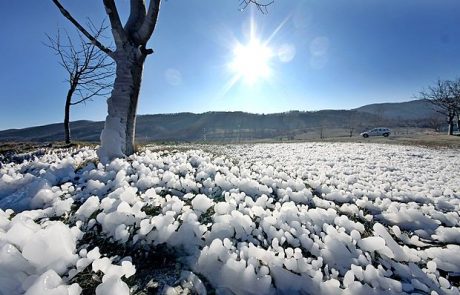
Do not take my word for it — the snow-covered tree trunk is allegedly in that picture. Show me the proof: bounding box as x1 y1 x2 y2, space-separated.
95 0 159 163
97 48 145 162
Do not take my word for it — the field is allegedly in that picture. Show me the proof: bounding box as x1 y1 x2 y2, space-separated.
0 141 459 294
263 128 460 149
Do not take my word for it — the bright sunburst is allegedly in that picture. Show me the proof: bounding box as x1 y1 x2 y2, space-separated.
230 38 273 84
221 15 290 95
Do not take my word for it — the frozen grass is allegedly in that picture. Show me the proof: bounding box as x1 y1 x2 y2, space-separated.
0 142 459 294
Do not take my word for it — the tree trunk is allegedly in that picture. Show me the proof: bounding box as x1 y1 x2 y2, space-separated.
64 88 74 144
448 115 454 135
457 115 460 133
97 47 145 163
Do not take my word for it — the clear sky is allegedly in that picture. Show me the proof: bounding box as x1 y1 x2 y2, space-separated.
1 0 460 130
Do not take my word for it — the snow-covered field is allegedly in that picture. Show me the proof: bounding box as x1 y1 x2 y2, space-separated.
0 142 459 294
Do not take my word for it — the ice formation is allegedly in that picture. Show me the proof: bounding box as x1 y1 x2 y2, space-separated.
0 143 459 294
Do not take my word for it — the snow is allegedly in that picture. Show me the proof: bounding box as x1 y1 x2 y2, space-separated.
98 115 126 165
24 270 81 295
21 222 78 274
0 142 459 294
75 196 100 219
95 276 129 295
357 236 386 252
191 194 214 213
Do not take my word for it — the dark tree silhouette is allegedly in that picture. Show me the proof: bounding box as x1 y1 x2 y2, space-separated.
46 23 114 144
420 79 460 135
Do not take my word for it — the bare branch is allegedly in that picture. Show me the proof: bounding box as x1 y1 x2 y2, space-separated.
136 0 161 45
51 0 113 57
419 79 460 118
102 0 128 47
239 0 274 14
45 31 74 75
46 23 115 105
70 85 112 105
125 0 147 35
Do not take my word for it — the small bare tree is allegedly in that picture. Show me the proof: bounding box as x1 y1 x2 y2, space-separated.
420 79 460 135
427 115 444 132
346 111 358 137
46 23 114 144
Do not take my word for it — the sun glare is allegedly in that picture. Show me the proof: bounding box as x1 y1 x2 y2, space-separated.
230 39 273 84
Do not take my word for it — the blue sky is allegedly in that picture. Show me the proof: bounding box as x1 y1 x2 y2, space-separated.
1 0 460 130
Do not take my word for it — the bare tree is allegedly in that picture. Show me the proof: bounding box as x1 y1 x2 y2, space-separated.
427 115 444 132
46 23 114 144
346 111 358 137
51 0 274 163
450 79 460 132
420 79 460 135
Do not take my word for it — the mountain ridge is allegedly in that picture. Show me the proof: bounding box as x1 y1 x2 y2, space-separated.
0 99 440 142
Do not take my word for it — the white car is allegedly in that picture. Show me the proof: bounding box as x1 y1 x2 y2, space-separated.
360 128 391 138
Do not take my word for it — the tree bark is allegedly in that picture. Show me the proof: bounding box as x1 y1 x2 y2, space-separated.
97 47 146 163
95 0 160 164
457 115 460 133
64 88 74 144
448 114 454 135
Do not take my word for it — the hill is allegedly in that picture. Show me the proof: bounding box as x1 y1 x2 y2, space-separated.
354 99 438 120
0 99 441 142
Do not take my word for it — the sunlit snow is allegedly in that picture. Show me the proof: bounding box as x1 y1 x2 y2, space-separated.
0 143 459 294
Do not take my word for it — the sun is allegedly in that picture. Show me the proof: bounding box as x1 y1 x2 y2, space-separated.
230 38 273 84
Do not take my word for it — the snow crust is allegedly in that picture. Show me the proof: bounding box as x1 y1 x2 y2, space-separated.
1 143 459 294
